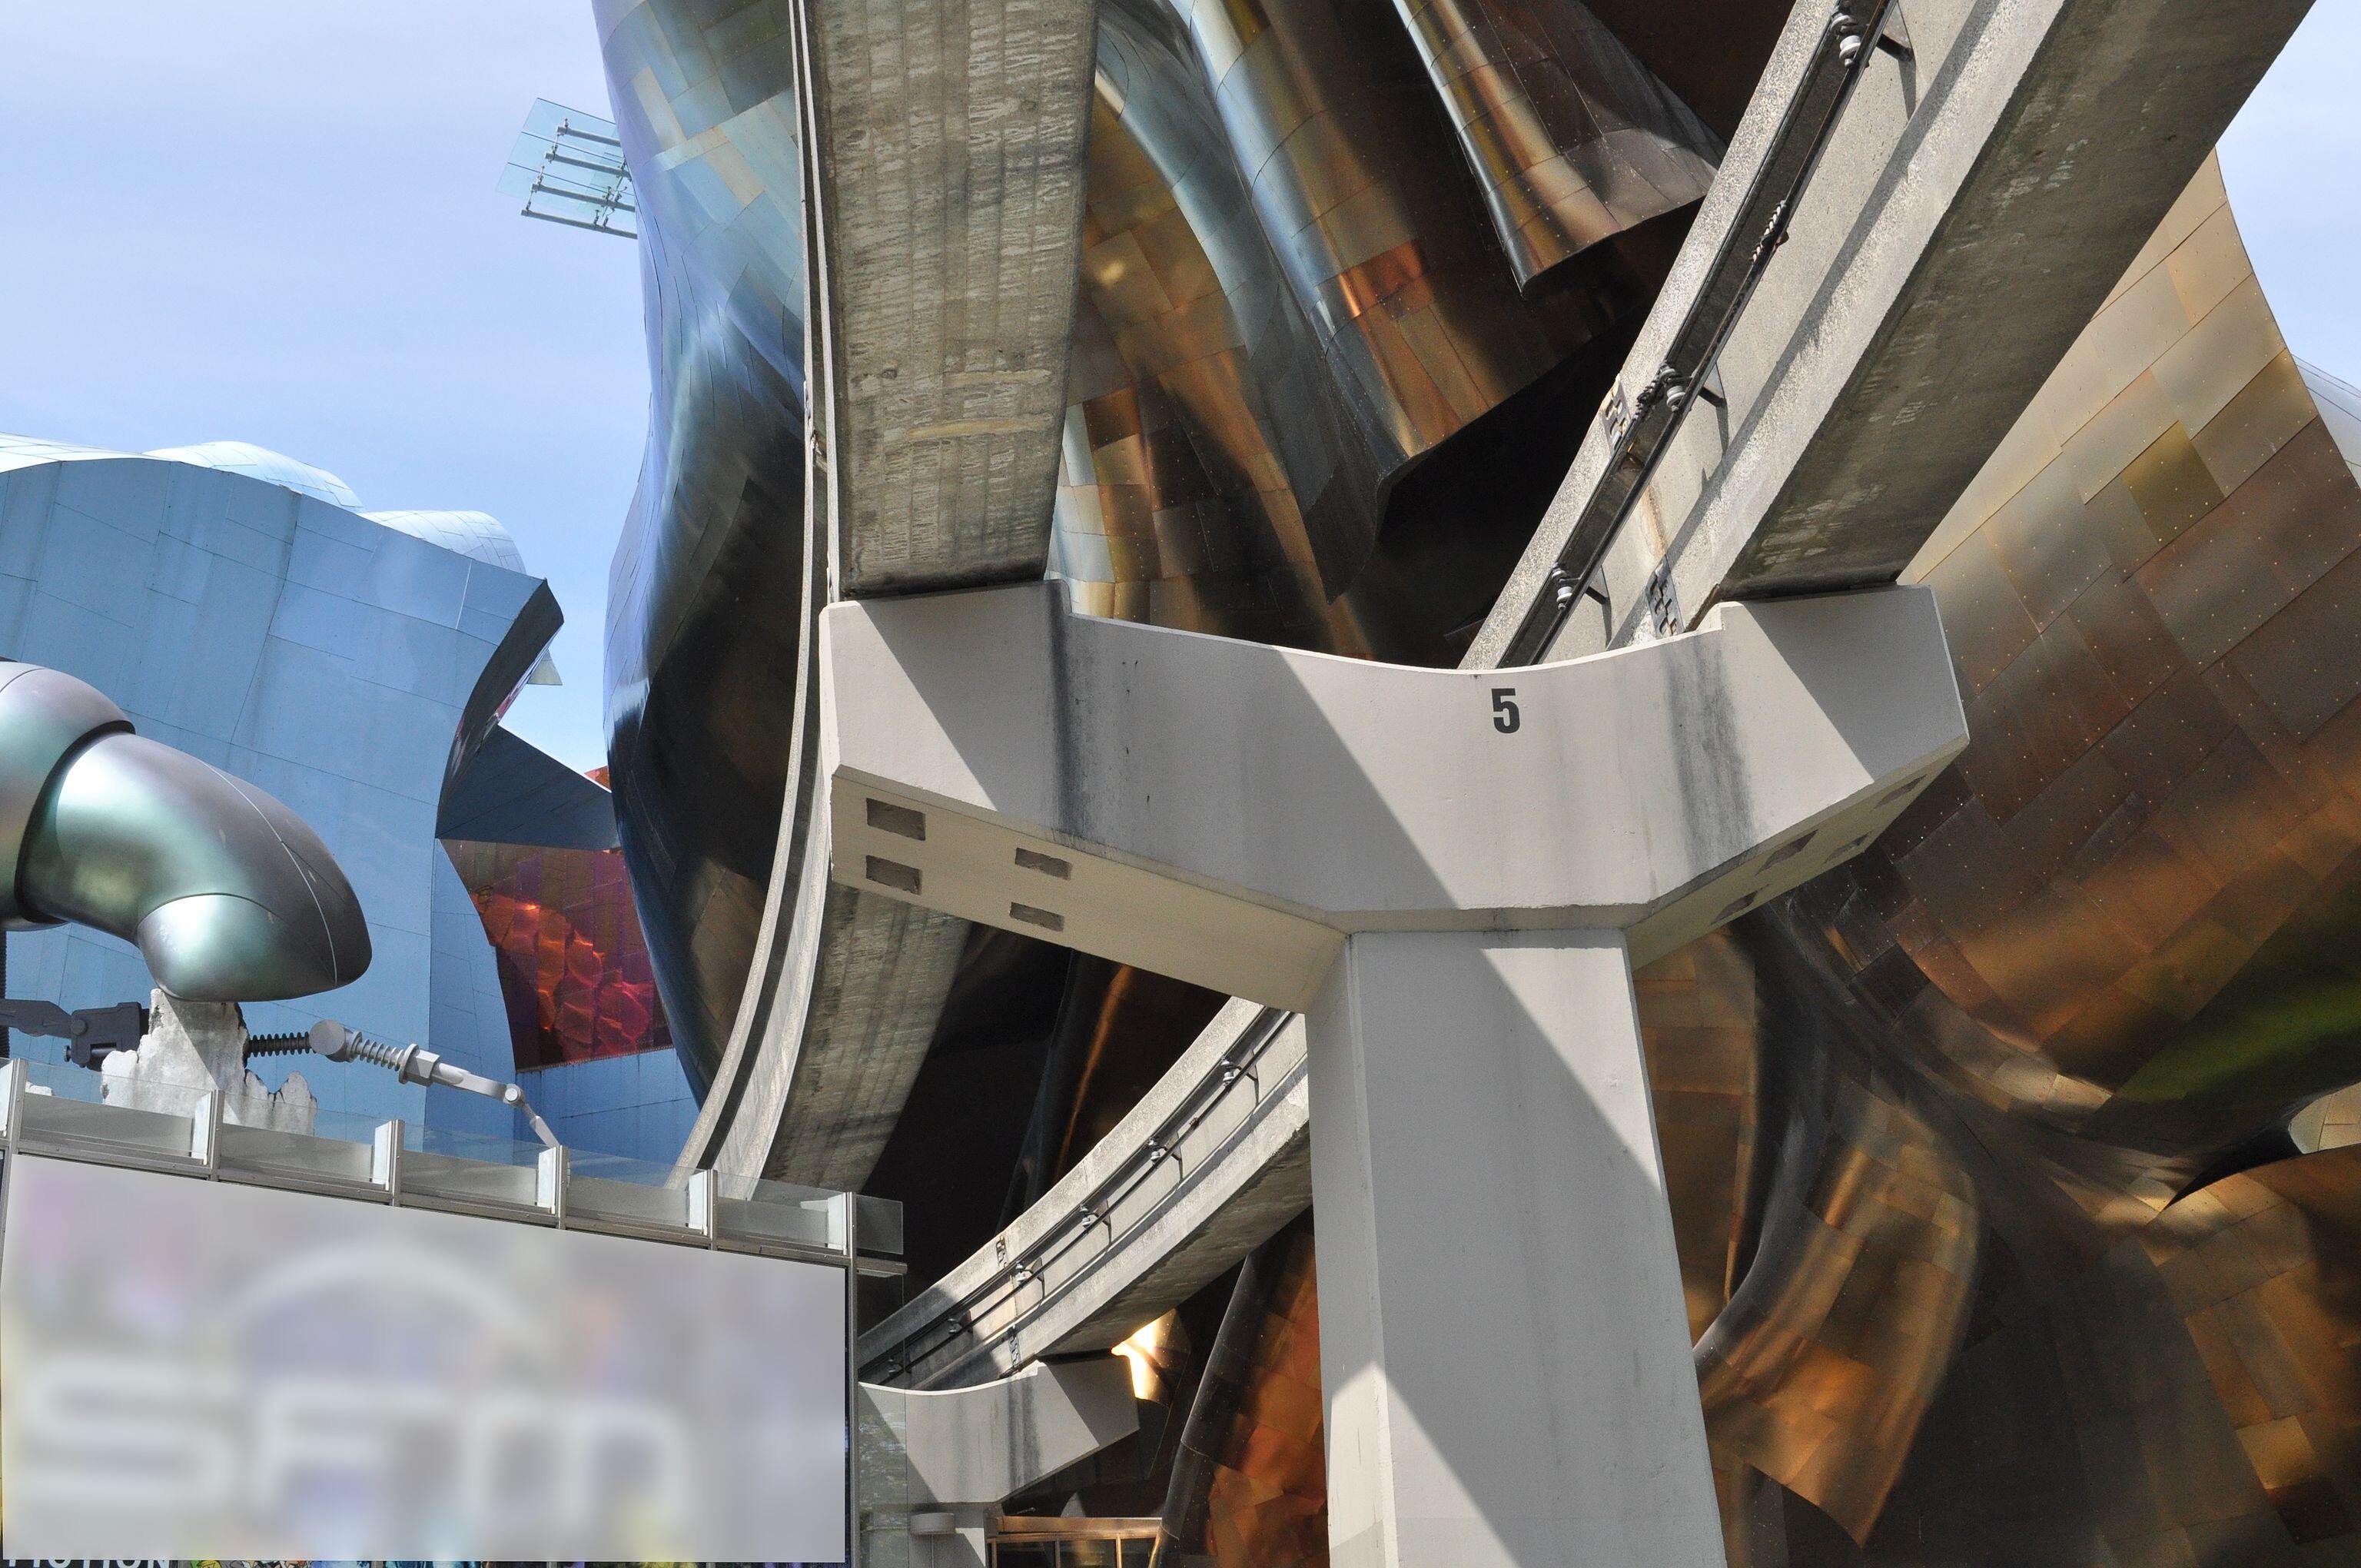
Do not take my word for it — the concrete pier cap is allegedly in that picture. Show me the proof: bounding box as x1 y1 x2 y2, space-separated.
822 579 1964 1566
822 580 1966 997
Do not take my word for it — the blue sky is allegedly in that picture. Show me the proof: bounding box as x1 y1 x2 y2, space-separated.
0 2 2352 769
2220 4 2361 381
0 2 641 767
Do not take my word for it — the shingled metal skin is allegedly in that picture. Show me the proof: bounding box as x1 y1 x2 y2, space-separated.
1710 159 2361 1566
1167 158 2361 1566
443 835 670 1072
0 661 371 1002
596 2 2361 1553
598 0 829 1096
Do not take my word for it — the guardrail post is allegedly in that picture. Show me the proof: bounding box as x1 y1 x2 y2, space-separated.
536 1143 569 1224
0 1058 25 1147
191 1088 223 1174
372 1119 403 1201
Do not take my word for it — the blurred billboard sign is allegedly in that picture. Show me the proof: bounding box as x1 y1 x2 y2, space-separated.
0 1154 848 1560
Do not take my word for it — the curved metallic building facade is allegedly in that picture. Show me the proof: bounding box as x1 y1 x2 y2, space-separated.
597 0 815 1101
595 0 2361 1559
0 659 372 1002
0 434 553 1131
1150 157 2361 1565
1702 158 2361 1563
1056 0 1712 652
601 0 1725 1170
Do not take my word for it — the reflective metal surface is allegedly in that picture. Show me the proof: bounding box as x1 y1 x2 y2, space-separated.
1709 156 2361 1563
1055 0 1705 650
1155 1216 1326 1566
444 835 670 1071
597 0 1112 1169
0 662 129 928
1164 156 2361 1564
365 510 559 684
25 734 370 1003
598 0 818 1096
0 661 370 1000
588 0 2361 1553
1393 0 1716 286
603 0 1722 1167
141 439 362 507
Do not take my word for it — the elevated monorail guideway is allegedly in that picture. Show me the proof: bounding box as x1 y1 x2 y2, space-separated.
1477 0 2313 664
825 579 1967 1566
854 0 2319 1429
662 0 1099 1194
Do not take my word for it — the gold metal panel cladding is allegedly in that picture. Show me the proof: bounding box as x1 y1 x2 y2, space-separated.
1054 0 1707 656
1719 158 2361 1560
1161 1218 1329 1568
1172 154 2361 1566
597 3 2361 1552
1634 930 1762 1342
1390 0 1717 284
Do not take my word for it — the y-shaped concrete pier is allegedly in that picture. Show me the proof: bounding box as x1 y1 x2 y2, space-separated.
822 581 1964 1566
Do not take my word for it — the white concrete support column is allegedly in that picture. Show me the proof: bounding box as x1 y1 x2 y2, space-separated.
1309 930 1718 1567
823 580 1968 1568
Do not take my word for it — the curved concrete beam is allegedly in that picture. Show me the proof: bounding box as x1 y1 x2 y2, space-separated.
864 1000 1309 1388
1473 0 2312 662
863 1355 1137 1507
825 581 1966 1003
859 1356 1138 1564
806 0 1097 594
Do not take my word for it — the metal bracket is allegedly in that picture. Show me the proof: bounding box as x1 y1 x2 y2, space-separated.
1646 561 1682 636
1498 0 1899 666
1877 2 1917 61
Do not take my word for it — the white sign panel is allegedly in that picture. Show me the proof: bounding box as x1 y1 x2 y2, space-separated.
0 1154 847 1561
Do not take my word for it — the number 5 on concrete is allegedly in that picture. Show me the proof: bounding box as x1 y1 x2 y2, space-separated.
1492 688 1521 734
